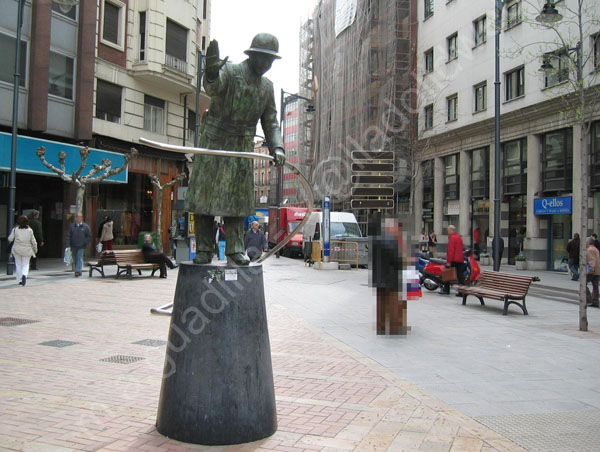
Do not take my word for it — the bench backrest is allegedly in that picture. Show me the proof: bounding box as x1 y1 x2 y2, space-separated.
475 271 536 296
113 250 147 265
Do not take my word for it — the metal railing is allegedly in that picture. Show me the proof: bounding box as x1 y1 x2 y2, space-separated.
330 240 359 269
165 54 188 73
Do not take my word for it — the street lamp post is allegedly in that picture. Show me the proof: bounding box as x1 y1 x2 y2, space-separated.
276 89 314 255
492 0 506 272
7 0 26 276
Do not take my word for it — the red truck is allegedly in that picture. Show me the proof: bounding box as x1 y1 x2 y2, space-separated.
268 207 311 257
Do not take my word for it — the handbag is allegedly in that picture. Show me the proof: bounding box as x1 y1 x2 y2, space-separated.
441 266 458 282
96 242 103 253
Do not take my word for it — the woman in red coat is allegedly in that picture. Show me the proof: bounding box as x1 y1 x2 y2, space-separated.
442 225 465 294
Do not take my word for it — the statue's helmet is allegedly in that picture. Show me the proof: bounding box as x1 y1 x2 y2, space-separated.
244 33 281 59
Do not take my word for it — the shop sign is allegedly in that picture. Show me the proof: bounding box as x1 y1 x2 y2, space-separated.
534 196 572 215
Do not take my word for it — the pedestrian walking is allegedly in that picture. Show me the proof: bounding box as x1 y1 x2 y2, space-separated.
586 236 600 307
141 234 177 278
216 223 226 260
28 209 43 270
98 216 114 251
567 233 580 281
66 212 91 277
592 233 600 254
441 225 464 294
8 215 37 286
428 231 437 257
244 221 268 261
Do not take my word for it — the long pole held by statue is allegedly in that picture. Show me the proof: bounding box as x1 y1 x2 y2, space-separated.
7 0 25 276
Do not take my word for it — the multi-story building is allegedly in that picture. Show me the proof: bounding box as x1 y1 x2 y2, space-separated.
253 140 271 208
93 0 211 249
282 99 301 206
413 0 600 270
0 0 211 257
308 0 416 229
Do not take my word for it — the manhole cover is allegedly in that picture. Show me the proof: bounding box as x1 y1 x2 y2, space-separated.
0 317 39 327
39 340 79 348
133 339 167 347
100 355 145 364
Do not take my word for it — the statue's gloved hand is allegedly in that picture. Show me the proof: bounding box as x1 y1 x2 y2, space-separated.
205 40 228 82
273 148 286 167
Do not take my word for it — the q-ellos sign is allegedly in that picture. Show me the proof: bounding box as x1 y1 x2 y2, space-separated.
534 196 572 215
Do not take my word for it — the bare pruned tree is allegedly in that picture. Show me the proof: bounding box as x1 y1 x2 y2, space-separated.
148 172 186 253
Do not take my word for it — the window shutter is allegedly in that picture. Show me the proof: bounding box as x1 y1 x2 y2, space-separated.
166 19 188 61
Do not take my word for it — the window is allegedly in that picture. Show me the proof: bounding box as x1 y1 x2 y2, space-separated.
594 33 600 70
542 128 573 193
144 95 165 134
447 33 458 60
474 16 486 46
506 1 522 28
444 154 459 200
51 2 77 20
447 95 458 122
543 50 570 87
0 33 26 87
424 104 433 130
139 11 146 61
424 0 433 18
187 109 196 143
203 0 207 19
502 138 527 195
505 66 524 100
101 0 125 50
474 82 487 112
471 147 489 198
422 160 434 204
95 80 122 123
166 19 188 72
424 48 434 73
49 51 74 100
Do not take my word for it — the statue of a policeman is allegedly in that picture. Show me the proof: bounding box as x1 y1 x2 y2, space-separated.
185 33 285 266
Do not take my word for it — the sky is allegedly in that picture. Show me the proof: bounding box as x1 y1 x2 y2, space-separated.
210 0 317 110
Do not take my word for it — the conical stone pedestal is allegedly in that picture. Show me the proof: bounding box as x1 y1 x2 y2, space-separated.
156 263 277 445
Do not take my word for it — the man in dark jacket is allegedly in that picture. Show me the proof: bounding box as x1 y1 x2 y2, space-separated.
244 221 268 261
141 234 177 278
66 213 90 277
567 233 580 281
28 210 44 270
442 225 464 294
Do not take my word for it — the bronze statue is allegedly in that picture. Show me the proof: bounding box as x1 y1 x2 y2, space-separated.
185 33 285 266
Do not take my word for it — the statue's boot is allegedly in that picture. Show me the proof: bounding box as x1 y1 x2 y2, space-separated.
227 253 250 266
193 252 213 264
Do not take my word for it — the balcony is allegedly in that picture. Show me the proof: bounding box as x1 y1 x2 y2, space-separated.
166 54 188 73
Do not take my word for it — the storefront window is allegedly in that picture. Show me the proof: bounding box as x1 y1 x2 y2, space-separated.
542 128 573 193
444 154 459 200
422 160 434 232
96 173 154 245
508 195 526 265
471 147 489 198
502 138 527 195
472 199 489 257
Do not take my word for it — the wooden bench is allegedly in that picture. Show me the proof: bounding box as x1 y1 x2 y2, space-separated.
87 251 118 278
456 271 540 315
114 250 160 279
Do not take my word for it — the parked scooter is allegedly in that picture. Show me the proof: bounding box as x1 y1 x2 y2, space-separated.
420 249 480 291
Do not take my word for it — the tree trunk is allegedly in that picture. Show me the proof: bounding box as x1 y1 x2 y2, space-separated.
76 185 85 215
156 188 163 253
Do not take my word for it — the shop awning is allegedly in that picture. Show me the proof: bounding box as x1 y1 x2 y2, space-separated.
0 132 128 183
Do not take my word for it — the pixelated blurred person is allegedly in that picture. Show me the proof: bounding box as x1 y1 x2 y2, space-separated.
369 216 414 335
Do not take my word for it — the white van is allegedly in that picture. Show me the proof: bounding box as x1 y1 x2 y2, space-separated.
302 212 368 266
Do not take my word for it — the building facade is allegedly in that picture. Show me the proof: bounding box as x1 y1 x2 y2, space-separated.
0 0 211 258
413 0 600 270
253 140 271 208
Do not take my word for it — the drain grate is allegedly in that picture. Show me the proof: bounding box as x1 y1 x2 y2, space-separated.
39 340 79 348
100 355 145 364
0 317 39 327
132 339 167 347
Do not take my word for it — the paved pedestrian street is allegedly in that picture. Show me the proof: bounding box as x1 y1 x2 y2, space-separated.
0 261 530 452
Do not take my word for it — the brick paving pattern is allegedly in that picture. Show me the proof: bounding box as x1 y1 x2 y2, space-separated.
0 275 528 451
